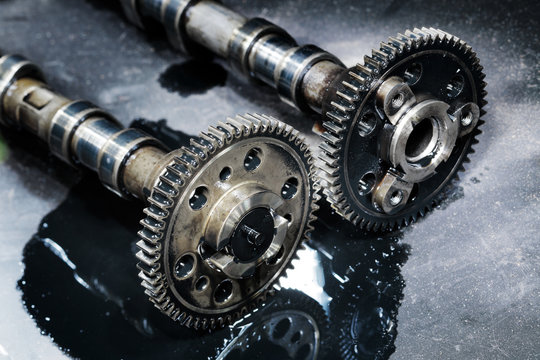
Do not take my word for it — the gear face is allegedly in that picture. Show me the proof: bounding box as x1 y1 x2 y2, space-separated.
136 114 318 330
320 27 487 231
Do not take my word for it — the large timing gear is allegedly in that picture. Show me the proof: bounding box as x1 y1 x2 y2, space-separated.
137 115 319 329
117 1 487 230
0 54 318 330
319 28 487 230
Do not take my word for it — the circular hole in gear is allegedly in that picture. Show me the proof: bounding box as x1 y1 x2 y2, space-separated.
358 172 376 196
281 177 299 200
284 213 293 222
189 186 208 210
272 317 292 339
294 343 312 360
461 111 473 127
219 166 232 181
389 190 404 206
358 112 377 137
405 118 436 159
214 279 233 303
244 148 262 171
391 92 405 108
404 62 423 85
446 73 465 98
174 253 195 279
291 330 302 343
195 276 208 291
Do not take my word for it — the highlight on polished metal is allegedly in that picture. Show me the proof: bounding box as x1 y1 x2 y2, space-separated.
117 0 487 231
0 53 318 329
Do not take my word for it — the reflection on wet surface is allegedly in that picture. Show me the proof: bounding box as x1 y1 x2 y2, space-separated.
17 120 410 359
158 60 227 97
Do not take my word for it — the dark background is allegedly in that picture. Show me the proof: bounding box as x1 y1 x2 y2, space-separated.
0 0 539 359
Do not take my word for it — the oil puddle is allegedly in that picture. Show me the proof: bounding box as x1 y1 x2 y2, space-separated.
158 60 227 97
17 119 409 359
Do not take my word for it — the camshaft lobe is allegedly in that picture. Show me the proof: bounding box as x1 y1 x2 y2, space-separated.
0 54 166 199
122 0 346 113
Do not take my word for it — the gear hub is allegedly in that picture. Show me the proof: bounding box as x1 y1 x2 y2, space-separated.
0 54 318 329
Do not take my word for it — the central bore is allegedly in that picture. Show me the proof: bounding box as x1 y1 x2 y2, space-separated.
230 207 275 263
405 117 437 160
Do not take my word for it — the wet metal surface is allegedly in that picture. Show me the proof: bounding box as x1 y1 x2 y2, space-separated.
0 0 539 359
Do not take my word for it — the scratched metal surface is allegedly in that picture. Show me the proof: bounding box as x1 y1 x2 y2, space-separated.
0 0 539 359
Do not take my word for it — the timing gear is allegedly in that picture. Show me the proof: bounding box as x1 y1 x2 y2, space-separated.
320 28 486 230
117 1 487 230
137 115 319 329
0 54 318 329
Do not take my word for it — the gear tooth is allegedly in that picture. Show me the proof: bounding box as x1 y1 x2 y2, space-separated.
336 89 357 104
136 239 160 257
354 64 373 80
319 152 339 167
138 228 160 244
342 80 360 93
319 141 340 156
364 55 381 73
322 120 345 135
320 131 341 146
326 110 350 125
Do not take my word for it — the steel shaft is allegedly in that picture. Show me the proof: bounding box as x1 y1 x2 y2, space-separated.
0 54 167 200
122 0 346 113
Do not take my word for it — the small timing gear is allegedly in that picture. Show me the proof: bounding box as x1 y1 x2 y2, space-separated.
0 54 318 329
117 1 487 230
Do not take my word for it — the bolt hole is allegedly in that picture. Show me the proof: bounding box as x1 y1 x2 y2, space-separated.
244 148 262 171
214 280 233 303
358 112 377 137
219 166 232 181
406 118 436 159
391 92 405 108
281 177 299 200
174 253 195 279
404 62 423 85
272 318 291 339
195 276 208 291
358 172 376 196
446 73 465 98
284 214 293 223
189 186 208 210
461 111 473 127
389 190 404 206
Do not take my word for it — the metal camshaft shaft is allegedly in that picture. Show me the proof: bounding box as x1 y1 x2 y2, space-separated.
0 54 318 329
118 0 487 230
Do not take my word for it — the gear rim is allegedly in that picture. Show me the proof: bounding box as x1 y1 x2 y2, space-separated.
136 114 319 330
319 27 487 231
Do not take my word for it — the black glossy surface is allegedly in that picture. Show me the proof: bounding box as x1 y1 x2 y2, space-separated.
0 0 539 359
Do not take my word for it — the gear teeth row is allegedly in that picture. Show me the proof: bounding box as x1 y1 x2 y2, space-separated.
319 27 487 231
136 114 319 330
